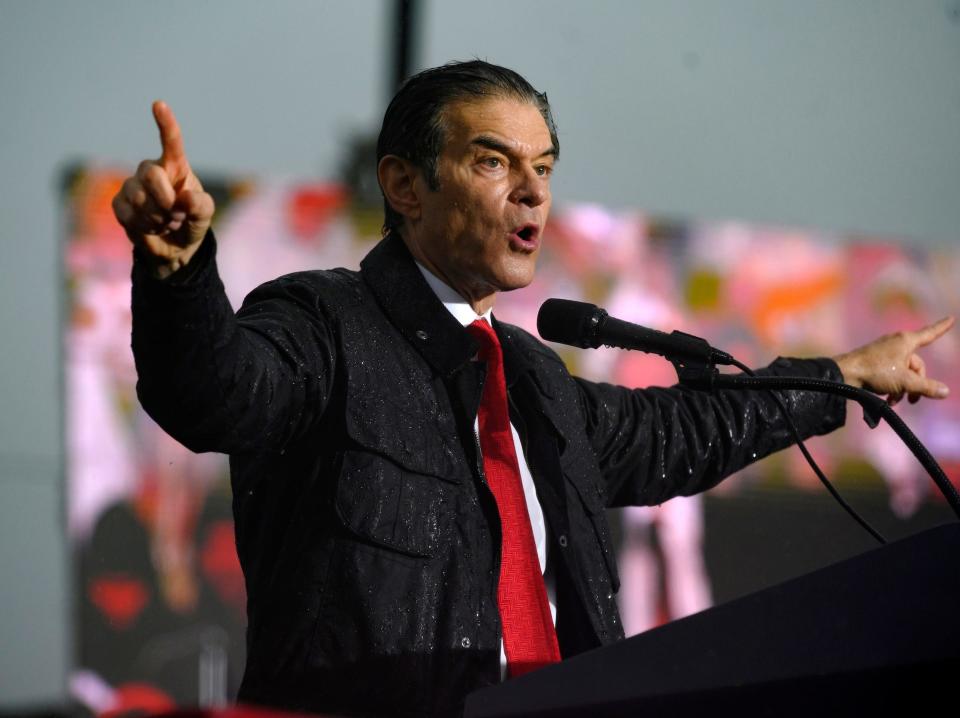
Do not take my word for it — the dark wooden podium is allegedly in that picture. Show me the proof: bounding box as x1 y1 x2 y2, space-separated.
465 523 960 717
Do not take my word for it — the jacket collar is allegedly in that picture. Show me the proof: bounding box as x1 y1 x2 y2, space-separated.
493 317 537 390
359 233 538 389
360 232 479 377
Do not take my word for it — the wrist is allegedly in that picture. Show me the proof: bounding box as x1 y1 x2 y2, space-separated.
832 352 864 388
135 230 213 285
150 257 186 280
140 236 206 281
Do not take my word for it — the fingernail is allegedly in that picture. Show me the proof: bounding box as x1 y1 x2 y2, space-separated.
937 386 949 398
171 211 186 221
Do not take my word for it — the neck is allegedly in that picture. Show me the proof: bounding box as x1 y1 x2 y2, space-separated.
400 235 497 315
466 292 497 316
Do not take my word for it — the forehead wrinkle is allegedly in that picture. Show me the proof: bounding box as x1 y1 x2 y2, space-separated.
441 96 553 151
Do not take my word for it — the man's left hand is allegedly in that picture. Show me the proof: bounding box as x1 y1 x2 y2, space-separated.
833 316 955 405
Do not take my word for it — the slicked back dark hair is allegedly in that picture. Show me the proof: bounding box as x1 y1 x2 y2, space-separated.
376 60 559 235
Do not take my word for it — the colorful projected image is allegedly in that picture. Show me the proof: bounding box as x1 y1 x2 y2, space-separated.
62 166 959 710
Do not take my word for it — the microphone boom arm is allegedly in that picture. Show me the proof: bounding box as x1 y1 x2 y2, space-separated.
680 371 960 520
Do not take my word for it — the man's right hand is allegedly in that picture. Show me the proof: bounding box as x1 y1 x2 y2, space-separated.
113 101 215 279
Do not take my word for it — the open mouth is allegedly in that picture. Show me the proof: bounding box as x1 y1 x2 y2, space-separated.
510 223 540 250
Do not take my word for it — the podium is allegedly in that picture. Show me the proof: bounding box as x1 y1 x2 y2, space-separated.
465 523 960 717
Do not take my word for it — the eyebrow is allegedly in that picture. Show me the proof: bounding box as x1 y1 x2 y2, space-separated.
470 135 558 159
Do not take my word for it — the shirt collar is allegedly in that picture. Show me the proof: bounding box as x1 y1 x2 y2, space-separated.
415 262 493 327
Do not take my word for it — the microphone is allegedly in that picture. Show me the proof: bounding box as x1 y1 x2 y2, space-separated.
536 298 734 366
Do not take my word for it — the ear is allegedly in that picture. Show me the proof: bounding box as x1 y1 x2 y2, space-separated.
378 155 422 223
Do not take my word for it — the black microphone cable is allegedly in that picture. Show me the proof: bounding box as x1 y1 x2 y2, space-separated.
726 357 886 545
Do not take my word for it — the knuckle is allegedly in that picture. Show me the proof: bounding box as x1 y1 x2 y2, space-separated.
144 169 175 206
123 178 144 204
141 189 163 212
111 198 129 222
113 198 130 221
143 162 166 185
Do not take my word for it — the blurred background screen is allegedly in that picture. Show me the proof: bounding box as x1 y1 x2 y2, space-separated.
60 164 959 711
2 0 959 714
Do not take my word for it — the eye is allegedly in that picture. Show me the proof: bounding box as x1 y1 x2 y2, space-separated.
481 157 503 169
535 164 553 177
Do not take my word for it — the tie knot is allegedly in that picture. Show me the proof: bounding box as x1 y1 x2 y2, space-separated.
467 318 500 354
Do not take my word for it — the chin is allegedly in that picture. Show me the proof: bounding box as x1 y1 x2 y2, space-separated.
497 281 533 295
493 257 538 292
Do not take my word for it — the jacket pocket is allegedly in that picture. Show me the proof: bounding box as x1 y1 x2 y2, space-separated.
344 382 469 483
335 448 456 559
318 449 457 661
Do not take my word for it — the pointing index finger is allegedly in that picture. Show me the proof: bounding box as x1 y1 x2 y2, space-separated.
152 100 188 178
914 316 955 349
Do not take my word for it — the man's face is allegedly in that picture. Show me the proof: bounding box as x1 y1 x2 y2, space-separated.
405 96 555 309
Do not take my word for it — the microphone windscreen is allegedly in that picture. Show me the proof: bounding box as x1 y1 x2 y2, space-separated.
537 298 604 348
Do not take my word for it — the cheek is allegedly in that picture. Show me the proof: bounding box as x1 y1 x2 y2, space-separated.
450 199 488 236
471 192 508 231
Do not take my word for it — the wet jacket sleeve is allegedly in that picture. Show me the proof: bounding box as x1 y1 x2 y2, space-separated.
131 231 337 454
575 358 847 507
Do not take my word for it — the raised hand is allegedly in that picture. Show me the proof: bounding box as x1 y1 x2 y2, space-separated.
112 101 215 278
833 316 955 405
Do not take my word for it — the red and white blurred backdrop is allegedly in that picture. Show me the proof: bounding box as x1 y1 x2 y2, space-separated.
61 166 960 714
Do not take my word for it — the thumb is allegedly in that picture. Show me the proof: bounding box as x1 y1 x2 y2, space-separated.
905 374 950 401
174 188 215 224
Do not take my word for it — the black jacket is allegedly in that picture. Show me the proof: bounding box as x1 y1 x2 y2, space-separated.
131 231 846 717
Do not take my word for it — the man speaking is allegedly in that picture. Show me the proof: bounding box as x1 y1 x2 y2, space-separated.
113 61 952 717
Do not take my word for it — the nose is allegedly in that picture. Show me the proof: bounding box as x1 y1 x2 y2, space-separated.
510 165 549 208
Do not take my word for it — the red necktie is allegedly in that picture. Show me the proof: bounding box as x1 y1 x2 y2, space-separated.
467 318 561 677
